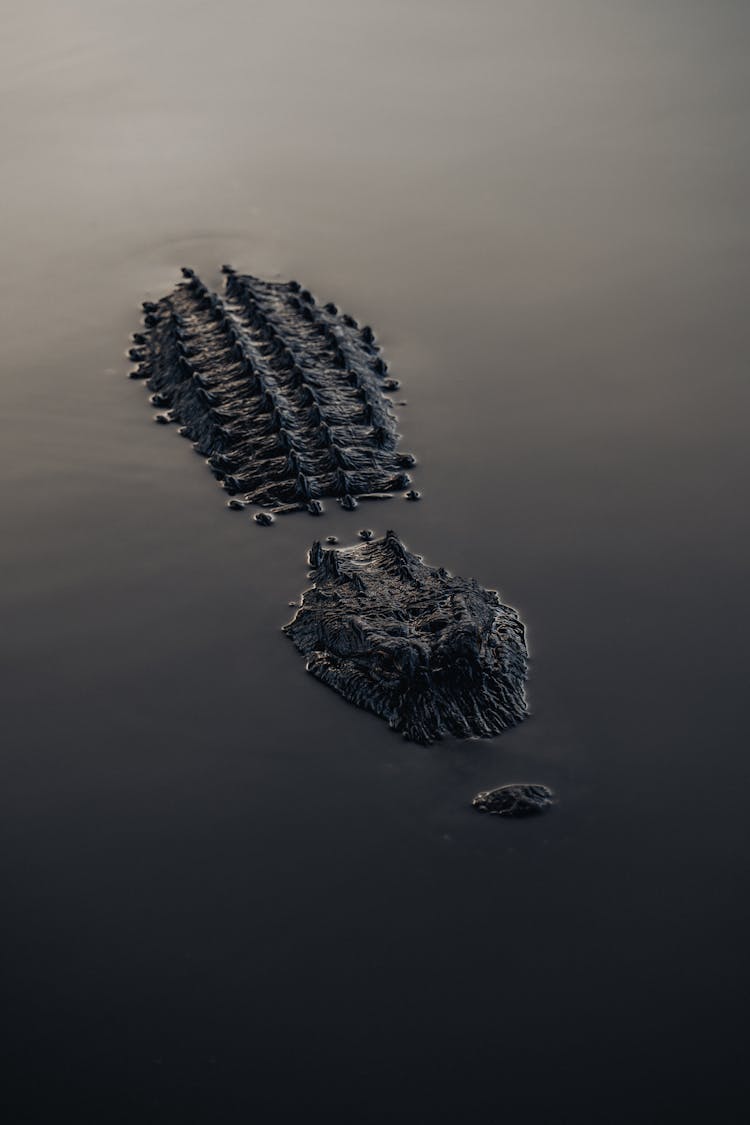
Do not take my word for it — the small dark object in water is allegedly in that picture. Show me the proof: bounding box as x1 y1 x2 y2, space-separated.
285 531 527 744
358 528 373 540
326 535 338 544
472 784 555 817
227 498 245 510
254 512 274 526
405 489 421 501
129 268 416 514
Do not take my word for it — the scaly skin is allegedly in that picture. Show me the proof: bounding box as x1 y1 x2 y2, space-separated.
130 267 416 516
472 784 555 816
284 531 528 744
129 273 532 756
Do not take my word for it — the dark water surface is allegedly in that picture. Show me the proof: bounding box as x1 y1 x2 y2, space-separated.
2 2 749 1121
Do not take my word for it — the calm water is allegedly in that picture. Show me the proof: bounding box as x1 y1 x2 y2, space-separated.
2 2 749 1121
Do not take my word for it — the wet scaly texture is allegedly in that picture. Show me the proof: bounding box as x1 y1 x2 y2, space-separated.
130 268 415 514
284 531 528 744
472 784 555 817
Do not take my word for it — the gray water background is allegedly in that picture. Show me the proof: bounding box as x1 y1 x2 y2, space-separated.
1 1 749 1121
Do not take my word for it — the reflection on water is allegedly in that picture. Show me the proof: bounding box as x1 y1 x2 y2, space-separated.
2 2 749 1120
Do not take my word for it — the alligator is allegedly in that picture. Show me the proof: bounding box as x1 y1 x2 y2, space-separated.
284 531 528 744
127 271 533 758
129 267 416 519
